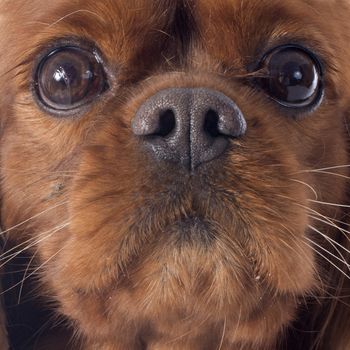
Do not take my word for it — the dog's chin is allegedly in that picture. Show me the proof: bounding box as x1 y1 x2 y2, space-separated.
51 222 300 348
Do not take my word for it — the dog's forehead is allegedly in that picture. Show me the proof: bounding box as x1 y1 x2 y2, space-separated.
0 0 345 78
1 0 342 54
1 0 334 34
15 0 330 17
9 0 334 54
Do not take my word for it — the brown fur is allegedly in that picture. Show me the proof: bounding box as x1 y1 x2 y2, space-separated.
1 0 350 349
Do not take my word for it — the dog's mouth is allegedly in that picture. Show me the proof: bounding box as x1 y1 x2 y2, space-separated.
124 184 243 251
165 216 216 242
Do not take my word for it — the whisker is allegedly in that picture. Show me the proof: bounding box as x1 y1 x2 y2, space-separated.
165 314 212 345
304 241 350 280
308 216 350 244
48 10 105 28
298 164 350 173
0 222 68 261
315 215 350 227
17 250 38 304
217 317 226 350
308 199 350 208
302 205 348 227
0 201 69 235
1 247 65 297
0 167 72 173
289 178 318 200
305 210 350 248
273 195 350 250
305 234 349 270
0 222 69 268
303 170 350 181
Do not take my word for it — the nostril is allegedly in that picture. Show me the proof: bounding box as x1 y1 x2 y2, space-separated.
154 109 176 137
203 109 220 138
133 87 247 169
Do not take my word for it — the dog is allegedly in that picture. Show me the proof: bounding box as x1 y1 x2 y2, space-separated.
1 0 350 349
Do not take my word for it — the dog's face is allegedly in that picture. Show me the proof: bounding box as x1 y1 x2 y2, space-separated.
1 0 350 349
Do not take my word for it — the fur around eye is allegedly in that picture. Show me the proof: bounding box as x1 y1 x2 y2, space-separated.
34 46 108 114
256 45 323 111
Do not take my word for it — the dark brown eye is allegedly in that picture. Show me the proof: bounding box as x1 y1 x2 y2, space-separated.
258 46 323 109
35 46 107 112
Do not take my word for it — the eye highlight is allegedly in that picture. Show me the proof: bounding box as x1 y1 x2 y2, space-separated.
34 46 107 114
257 45 323 110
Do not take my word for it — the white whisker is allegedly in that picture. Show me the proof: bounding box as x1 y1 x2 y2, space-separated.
298 164 350 172
308 216 350 244
306 230 350 269
290 178 318 200
0 222 69 268
305 170 350 181
308 199 350 208
48 10 105 28
1 246 65 296
217 317 226 350
0 201 68 235
1 221 69 261
17 250 37 304
304 241 350 280
302 205 348 227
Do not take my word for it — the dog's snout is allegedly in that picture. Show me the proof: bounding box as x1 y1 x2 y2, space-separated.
132 88 247 170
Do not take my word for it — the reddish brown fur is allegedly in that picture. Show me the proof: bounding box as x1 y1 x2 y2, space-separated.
1 0 350 349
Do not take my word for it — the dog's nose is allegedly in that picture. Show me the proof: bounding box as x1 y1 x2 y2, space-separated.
132 88 247 170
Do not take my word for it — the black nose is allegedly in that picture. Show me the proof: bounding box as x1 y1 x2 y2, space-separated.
132 88 247 170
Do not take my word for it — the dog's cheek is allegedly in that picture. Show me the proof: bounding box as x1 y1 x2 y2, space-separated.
0 97 96 225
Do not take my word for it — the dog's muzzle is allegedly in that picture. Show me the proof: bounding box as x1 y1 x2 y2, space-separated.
132 87 247 170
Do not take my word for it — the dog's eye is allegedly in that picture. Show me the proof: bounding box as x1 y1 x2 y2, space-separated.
35 46 106 112
258 46 322 109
